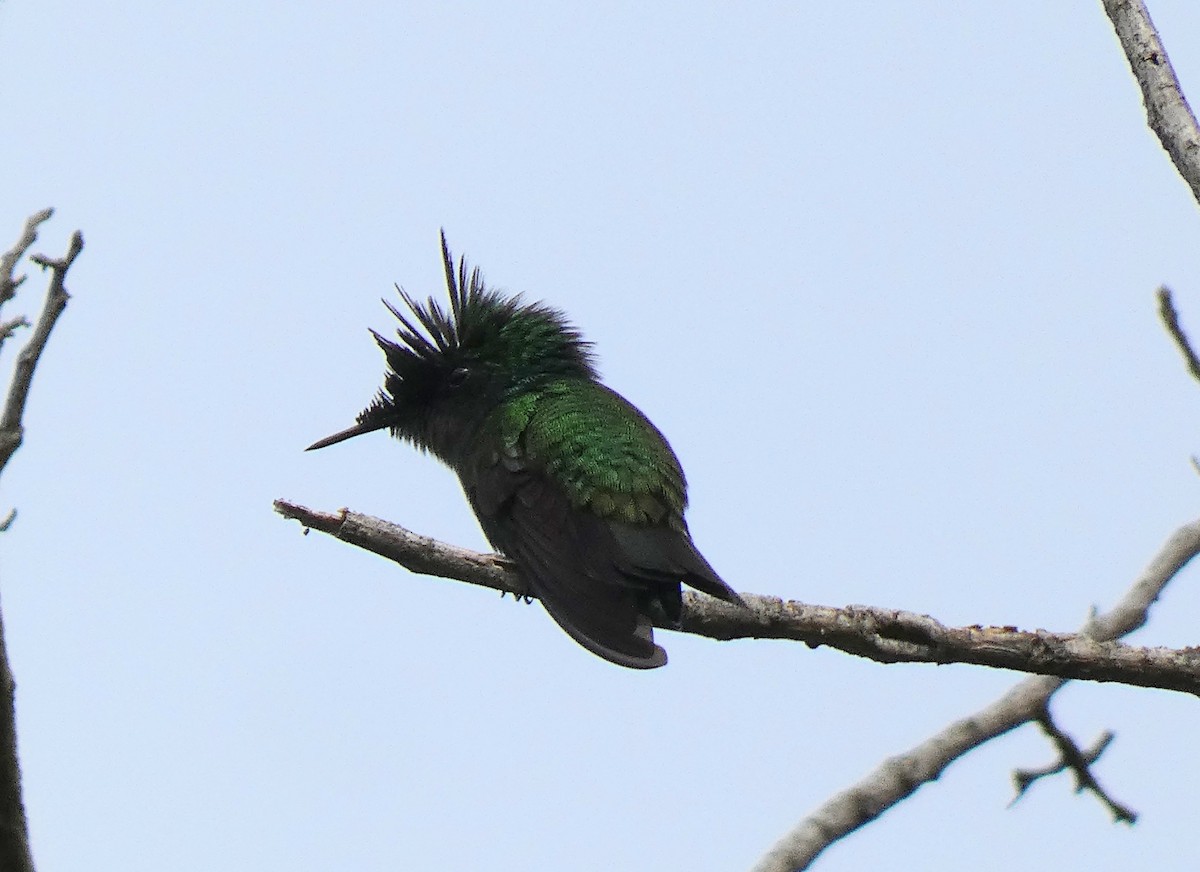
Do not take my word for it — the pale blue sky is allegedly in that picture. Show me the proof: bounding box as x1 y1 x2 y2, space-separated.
2 2 1199 870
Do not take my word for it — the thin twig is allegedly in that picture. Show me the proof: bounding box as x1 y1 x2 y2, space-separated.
0 210 52 310
1011 729 1112 802
0 230 83 475
0 319 30 355
274 501 515 591
1156 287 1200 384
1009 709 1136 824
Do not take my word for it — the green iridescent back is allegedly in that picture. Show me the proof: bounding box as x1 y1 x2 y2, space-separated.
487 379 689 531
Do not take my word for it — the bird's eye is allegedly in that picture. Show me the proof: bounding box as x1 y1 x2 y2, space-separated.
447 367 470 388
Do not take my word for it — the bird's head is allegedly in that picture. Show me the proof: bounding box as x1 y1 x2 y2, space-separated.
307 232 596 463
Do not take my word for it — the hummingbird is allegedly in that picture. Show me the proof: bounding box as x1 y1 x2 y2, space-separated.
307 234 744 668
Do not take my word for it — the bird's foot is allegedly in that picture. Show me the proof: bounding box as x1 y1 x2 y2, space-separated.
490 554 533 603
499 579 534 604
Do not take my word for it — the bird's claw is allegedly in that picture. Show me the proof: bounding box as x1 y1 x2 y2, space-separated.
499 585 534 604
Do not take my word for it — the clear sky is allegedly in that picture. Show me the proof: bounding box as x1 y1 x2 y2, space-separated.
2 2 1199 870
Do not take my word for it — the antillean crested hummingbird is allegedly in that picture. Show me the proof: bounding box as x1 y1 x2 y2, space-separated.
308 234 743 668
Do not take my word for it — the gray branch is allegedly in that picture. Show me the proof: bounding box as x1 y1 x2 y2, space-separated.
1010 712 1135 824
0 228 82 474
0 211 52 362
1102 0 1200 204
0 210 52 311
0 211 82 872
1158 286 1200 385
273 500 1200 696
748 518 1195 871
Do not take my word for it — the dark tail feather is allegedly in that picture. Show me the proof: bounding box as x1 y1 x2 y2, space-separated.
535 591 668 670
608 523 746 607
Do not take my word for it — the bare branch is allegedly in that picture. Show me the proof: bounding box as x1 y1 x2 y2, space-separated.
1011 729 1112 803
0 588 31 872
1102 0 1200 204
751 676 1063 872
1010 711 1135 824
0 320 30 359
748 518 1196 871
274 500 1200 696
0 230 83 476
269 498 1198 864
274 501 516 591
686 598 1200 696
0 211 80 872
1156 286 1200 384
0 210 52 310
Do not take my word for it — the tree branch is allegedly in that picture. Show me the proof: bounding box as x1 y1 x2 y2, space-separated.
273 500 1200 696
1102 0 1200 204
1158 286 1200 385
0 227 82 474
748 517 1194 871
0 211 51 363
1010 710 1136 824
0 211 81 872
274 501 515 591
0 210 52 312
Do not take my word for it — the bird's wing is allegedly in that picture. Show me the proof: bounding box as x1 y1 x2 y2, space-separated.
469 459 669 669
519 382 744 610
606 522 745 610
465 381 743 668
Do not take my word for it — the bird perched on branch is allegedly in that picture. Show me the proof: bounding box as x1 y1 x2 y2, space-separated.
307 233 744 668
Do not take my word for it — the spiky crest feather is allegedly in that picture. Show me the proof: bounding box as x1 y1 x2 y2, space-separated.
355 232 596 437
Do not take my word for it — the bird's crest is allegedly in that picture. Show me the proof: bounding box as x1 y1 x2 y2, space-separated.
372 229 596 395
307 232 595 451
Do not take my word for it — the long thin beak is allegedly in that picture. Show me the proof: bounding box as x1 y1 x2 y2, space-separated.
305 419 390 451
